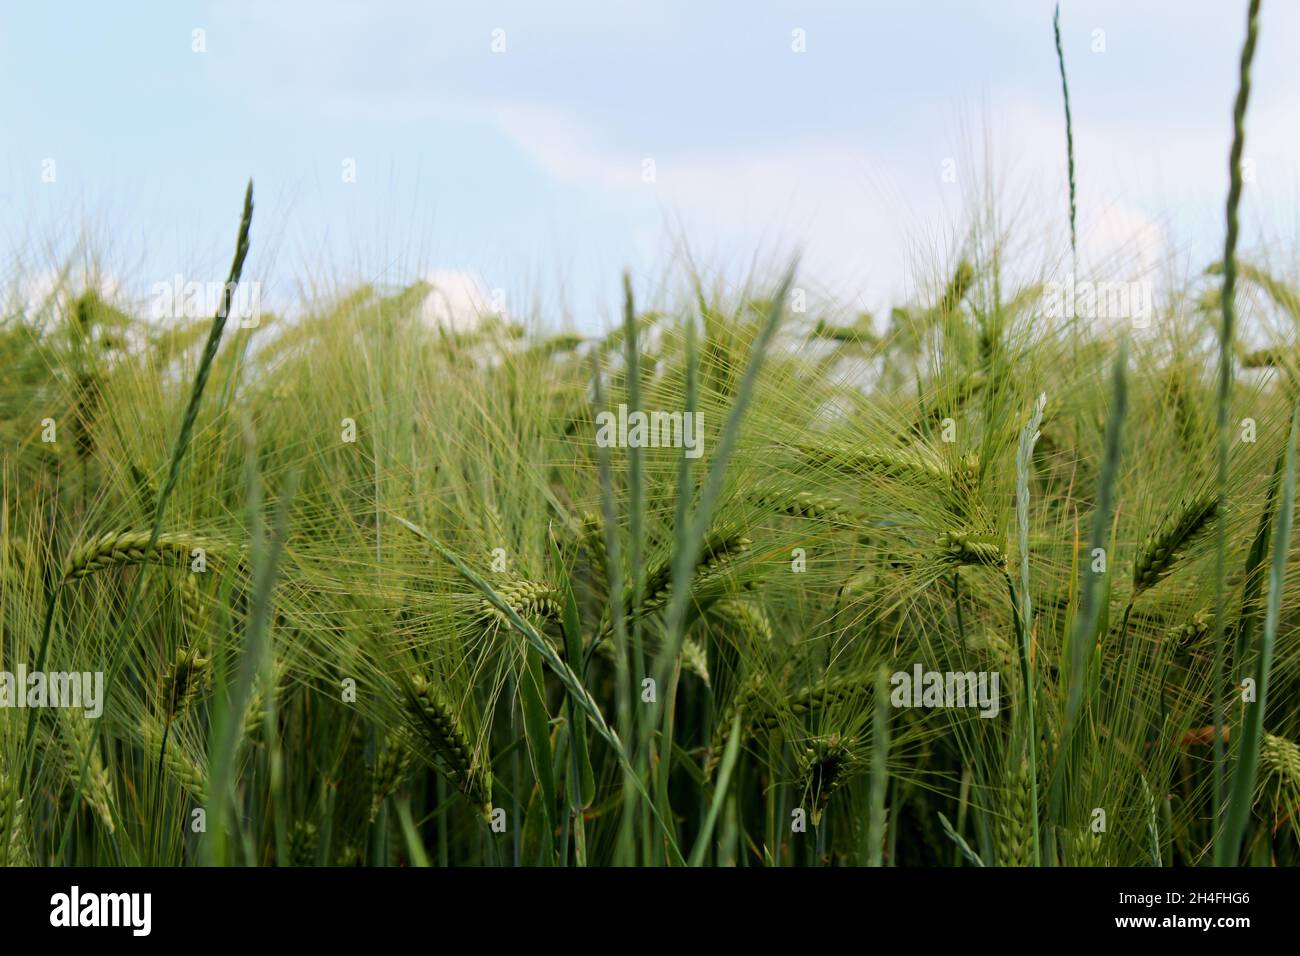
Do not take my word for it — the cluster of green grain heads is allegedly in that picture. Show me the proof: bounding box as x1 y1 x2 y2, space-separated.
1 0 1296 869
2 228 1298 866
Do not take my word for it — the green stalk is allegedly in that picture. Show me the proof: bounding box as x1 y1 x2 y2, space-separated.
1066 341 1126 731
654 660 681 865
868 667 890 867
688 715 742 866
1053 4 1077 263
621 275 651 856
1052 342 1126 831
552 532 594 811
1212 0 1262 865
1014 393 1047 865
518 645 556 860
592 355 636 865
648 311 699 864
1221 403 1295 862
205 455 295 866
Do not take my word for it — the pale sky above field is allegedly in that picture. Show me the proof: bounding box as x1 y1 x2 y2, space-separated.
3 1 1299 329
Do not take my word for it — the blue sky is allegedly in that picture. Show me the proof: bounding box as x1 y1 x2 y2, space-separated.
3 1 1298 329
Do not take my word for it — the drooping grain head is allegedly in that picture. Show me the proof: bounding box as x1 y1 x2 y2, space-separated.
0 766 31 867
996 756 1034 867
710 598 774 644
681 638 711 687
936 531 1007 570
1262 733 1300 789
63 529 212 582
141 718 208 800
289 821 319 867
748 482 865 527
369 732 414 822
59 713 115 833
800 733 853 826
405 675 492 819
159 645 212 720
1133 496 1218 594
578 511 610 598
479 578 561 626
1170 608 1212 656
632 526 752 619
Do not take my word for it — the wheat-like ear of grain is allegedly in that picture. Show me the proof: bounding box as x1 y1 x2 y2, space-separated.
0 765 31 867
178 572 206 636
62 529 217 582
1170 608 1212 652
578 511 611 598
801 440 948 485
705 672 763 778
141 717 208 800
1069 829 1108 866
1258 732 1300 841
1133 496 1218 593
479 578 561 625
158 644 212 720
616 523 753 725
1242 346 1292 369
800 733 853 826
681 637 710 686
752 674 874 733
747 483 865 527
937 260 975 315
710 598 774 644
404 675 492 819
609 527 751 636
369 732 414 822
59 712 115 833
289 821 319 867
996 756 1034 866
1166 369 1204 452
241 659 288 741
706 674 873 779
936 531 1007 569
1262 732 1300 777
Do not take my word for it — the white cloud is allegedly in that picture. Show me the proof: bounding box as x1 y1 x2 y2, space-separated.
489 84 1295 319
419 269 496 333
12 268 125 321
489 103 931 309
490 105 637 190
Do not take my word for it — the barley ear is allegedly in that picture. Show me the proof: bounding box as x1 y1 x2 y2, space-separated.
158 644 212 721
479 578 562 626
404 675 493 820
1132 495 1218 594
996 756 1034 867
63 529 214 582
59 712 115 833
800 733 853 827
289 821 319 867
0 766 31 867
141 717 208 800
936 531 1007 570
369 732 414 823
